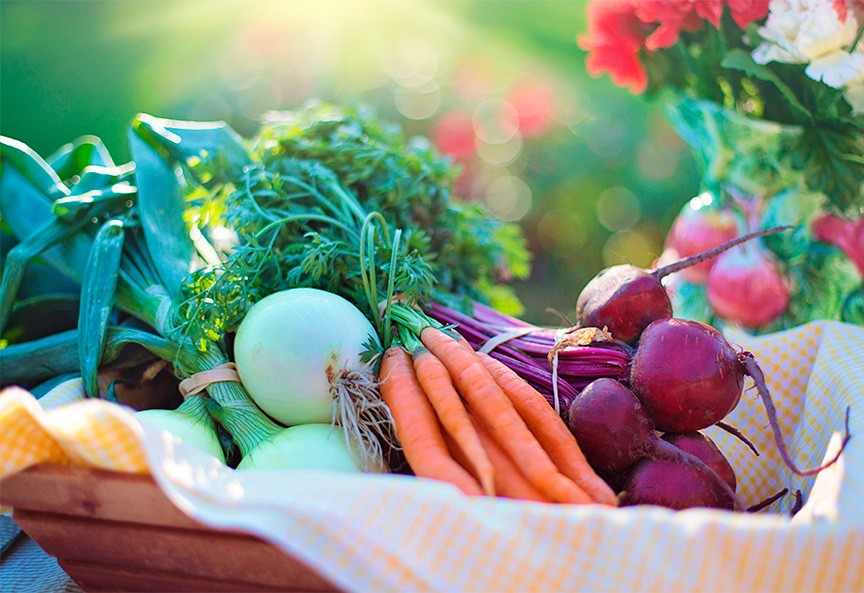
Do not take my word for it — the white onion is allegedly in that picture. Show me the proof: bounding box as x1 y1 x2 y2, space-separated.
234 288 395 471
137 398 226 463
237 423 363 472
234 288 378 426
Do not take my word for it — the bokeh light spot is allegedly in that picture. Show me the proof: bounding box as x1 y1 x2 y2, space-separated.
432 110 475 160
395 84 441 120
636 138 679 180
473 99 520 144
485 175 532 222
381 38 439 88
602 229 657 269
596 186 641 231
476 132 523 165
507 79 557 137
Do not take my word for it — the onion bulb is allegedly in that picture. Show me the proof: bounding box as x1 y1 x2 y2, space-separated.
137 396 226 463
234 288 395 471
237 423 363 472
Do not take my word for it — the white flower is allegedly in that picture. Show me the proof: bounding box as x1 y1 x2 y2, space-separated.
752 0 861 88
843 67 864 114
806 49 864 88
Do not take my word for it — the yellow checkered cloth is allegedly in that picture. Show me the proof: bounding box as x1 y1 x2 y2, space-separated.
0 378 148 478
1 320 863 592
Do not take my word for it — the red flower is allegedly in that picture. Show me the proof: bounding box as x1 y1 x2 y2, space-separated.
579 0 651 93
636 0 719 50
726 0 770 28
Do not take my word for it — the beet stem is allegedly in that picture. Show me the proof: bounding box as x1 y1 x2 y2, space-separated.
746 488 788 513
651 226 792 280
716 421 760 457
739 352 852 476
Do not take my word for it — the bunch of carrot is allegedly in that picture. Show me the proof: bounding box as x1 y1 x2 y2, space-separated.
379 307 617 505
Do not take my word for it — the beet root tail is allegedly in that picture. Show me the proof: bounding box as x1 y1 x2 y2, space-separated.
715 420 760 456
738 351 852 476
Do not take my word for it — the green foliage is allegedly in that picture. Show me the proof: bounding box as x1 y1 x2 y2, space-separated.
793 125 864 215
174 103 531 353
255 103 531 298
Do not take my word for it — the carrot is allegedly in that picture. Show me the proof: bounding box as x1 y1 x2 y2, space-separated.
444 414 551 503
420 327 593 505
412 347 496 496
378 346 484 496
477 351 619 506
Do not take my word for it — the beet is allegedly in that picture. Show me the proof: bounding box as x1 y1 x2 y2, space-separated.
576 266 672 345
630 318 744 433
706 241 791 328
619 457 736 511
663 431 737 492
630 317 851 476
567 378 657 475
567 378 743 510
575 227 789 344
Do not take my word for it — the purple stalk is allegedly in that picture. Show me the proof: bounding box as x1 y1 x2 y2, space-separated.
716 421 760 456
488 351 580 409
746 488 788 513
554 357 629 379
426 299 636 416
471 301 533 327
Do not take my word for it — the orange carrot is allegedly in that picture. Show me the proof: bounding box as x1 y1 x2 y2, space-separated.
477 351 618 506
445 415 551 503
412 347 496 496
379 346 484 496
420 327 593 505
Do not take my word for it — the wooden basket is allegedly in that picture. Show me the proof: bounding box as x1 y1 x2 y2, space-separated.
0 464 341 593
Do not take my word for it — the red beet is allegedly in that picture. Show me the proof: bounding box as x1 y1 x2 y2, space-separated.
665 198 739 283
576 267 672 346
618 457 736 510
706 241 790 328
567 378 657 475
630 318 744 433
630 317 851 476
575 227 789 344
567 378 743 510
663 431 737 492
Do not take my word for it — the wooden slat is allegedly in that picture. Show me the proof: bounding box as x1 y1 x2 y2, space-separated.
0 465 202 529
13 510 339 592
0 465 342 592
60 559 296 593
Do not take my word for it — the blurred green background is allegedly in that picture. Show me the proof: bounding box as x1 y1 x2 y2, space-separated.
0 0 700 323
